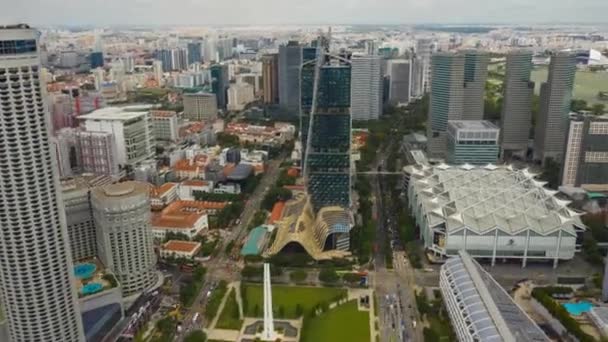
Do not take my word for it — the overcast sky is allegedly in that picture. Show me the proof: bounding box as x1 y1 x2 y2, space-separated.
2 0 606 26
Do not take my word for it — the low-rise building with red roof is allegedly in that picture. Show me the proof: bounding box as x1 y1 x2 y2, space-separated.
160 240 201 259
151 200 211 240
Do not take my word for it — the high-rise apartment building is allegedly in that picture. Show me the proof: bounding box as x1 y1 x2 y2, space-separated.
154 49 172 72
412 38 435 97
278 41 302 115
228 82 255 111
171 48 188 71
427 52 465 158
0 24 85 342
500 51 535 157
387 59 412 106
262 53 279 104
61 178 99 261
51 128 81 178
534 52 577 164
153 60 163 83
187 42 202 65
462 50 488 120
562 114 608 190
210 64 229 109
91 182 157 298
183 92 218 121
79 106 154 167
350 54 382 120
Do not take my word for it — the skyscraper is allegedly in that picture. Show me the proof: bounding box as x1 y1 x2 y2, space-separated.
462 50 488 120
0 25 85 342
350 54 382 120
154 49 172 72
91 182 157 297
500 51 534 157
262 53 279 104
171 48 188 71
278 41 302 115
427 52 465 158
534 52 576 164
302 43 352 211
187 42 202 65
90 51 104 68
412 38 435 97
562 114 608 189
210 64 229 109
387 59 412 106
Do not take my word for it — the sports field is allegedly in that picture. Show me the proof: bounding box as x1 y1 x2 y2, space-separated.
242 284 346 319
531 66 608 104
300 300 370 342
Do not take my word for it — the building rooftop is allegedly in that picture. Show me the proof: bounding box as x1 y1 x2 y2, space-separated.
79 105 153 121
443 251 549 342
269 202 286 224
448 120 499 131
150 182 177 198
181 180 210 187
405 164 585 236
162 240 201 254
150 110 177 118
152 200 219 229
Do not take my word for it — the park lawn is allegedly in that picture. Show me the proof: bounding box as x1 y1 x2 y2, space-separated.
531 66 608 104
242 284 346 319
300 300 370 342
215 288 243 330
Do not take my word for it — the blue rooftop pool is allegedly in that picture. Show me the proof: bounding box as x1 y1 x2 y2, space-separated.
74 263 97 279
81 282 103 296
563 301 593 316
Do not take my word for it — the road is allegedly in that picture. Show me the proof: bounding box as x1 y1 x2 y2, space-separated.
176 158 284 340
371 144 423 342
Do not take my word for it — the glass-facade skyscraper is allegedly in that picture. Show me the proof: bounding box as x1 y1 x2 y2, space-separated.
187 42 202 65
301 46 352 212
211 64 229 109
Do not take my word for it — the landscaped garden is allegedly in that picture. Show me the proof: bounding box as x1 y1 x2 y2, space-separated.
241 284 347 319
215 288 243 330
300 300 370 342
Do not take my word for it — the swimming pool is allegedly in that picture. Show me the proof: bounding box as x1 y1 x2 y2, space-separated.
81 282 103 296
74 263 97 279
563 301 594 316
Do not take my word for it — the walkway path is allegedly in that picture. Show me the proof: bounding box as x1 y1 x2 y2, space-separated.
233 281 244 319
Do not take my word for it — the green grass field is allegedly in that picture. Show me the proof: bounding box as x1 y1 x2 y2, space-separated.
215 288 243 330
242 284 346 319
300 300 370 342
531 66 608 104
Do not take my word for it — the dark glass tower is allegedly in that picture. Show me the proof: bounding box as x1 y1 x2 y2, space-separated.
301 47 352 211
187 42 201 65
210 64 229 109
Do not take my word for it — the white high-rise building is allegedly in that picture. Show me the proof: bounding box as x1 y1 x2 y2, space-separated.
0 25 85 342
91 182 158 298
350 54 383 120
152 60 163 84
387 59 412 106
227 82 255 111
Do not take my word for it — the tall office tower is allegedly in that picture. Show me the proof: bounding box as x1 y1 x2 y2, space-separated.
350 54 382 120
217 38 233 61
183 92 218 120
427 52 465 158
462 50 488 120
278 41 302 115
122 54 134 73
77 131 120 176
227 82 255 111
413 38 435 96
62 179 99 261
204 38 217 62
91 182 157 297
154 49 172 72
364 40 377 55
562 114 608 189
171 48 188 71
210 64 229 109
500 51 534 157
153 60 163 83
51 127 82 178
447 120 500 165
0 25 85 342
90 51 104 68
302 44 352 211
387 59 412 106
262 53 279 104
187 42 202 65
534 52 576 164
93 67 105 90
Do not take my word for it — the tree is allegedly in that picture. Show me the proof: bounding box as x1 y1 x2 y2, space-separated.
318 268 339 284
571 99 589 112
591 103 605 116
277 305 285 318
295 303 304 317
261 187 293 210
540 157 561 190
289 270 308 283
184 330 207 342
253 304 260 317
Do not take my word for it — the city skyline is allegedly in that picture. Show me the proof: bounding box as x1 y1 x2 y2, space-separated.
3 0 608 26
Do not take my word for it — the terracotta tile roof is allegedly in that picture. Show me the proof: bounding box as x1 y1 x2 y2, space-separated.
181 180 210 187
175 155 209 172
287 167 299 177
150 110 177 118
150 182 178 198
152 200 216 229
162 240 201 253
269 201 285 224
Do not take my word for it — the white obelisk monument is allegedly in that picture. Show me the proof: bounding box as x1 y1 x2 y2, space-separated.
261 263 277 340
